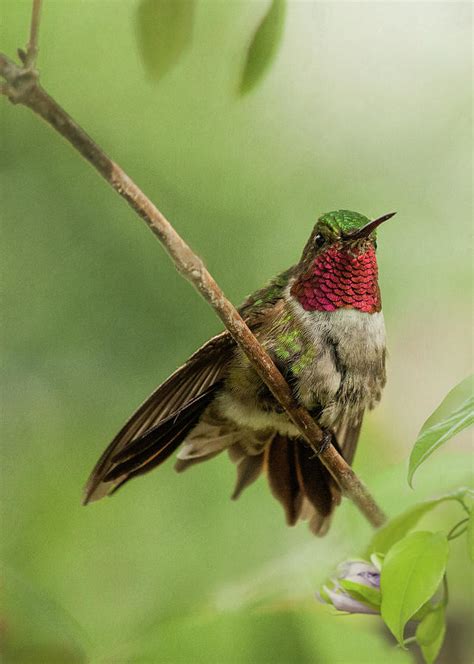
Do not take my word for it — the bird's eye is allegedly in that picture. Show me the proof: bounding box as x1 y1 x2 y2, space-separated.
314 234 325 249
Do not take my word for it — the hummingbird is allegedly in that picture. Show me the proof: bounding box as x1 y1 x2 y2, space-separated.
84 209 394 535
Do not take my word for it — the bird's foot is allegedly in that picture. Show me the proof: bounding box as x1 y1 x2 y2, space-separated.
310 429 332 457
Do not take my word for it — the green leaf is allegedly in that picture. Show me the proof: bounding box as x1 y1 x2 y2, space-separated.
380 531 449 645
416 607 446 664
467 509 474 562
416 606 445 646
339 579 381 609
132 605 412 664
368 488 470 555
136 0 195 80
240 0 286 95
408 376 474 486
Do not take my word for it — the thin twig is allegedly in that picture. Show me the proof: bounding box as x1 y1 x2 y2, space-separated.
24 0 42 68
0 8 387 529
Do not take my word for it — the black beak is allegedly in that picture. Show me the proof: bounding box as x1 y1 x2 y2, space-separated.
343 212 397 240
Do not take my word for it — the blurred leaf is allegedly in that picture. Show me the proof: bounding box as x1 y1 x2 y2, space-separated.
416 607 446 664
136 0 195 80
380 532 449 644
0 564 87 663
240 0 286 95
368 488 471 555
408 376 474 486
128 606 412 664
468 509 474 562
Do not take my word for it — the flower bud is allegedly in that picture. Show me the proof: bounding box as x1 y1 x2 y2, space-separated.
318 560 381 615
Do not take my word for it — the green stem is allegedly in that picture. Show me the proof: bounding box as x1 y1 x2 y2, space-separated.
447 518 469 541
442 575 449 608
454 497 471 516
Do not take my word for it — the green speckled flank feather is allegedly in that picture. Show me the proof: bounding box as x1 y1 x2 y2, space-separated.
275 329 302 360
291 347 317 376
272 311 316 377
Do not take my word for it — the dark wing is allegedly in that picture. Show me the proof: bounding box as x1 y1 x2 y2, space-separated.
83 332 234 503
84 267 294 504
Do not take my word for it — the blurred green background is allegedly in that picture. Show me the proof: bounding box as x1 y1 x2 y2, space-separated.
1 1 472 662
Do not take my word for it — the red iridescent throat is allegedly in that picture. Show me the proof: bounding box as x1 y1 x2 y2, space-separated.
291 243 381 314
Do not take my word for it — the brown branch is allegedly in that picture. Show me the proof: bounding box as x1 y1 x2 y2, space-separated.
0 18 386 529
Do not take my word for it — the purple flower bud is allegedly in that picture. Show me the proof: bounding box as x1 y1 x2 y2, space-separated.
319 585 379 615
338 560 381 589
317 560 381 615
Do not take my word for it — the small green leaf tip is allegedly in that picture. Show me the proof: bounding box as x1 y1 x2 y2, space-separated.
240 0 286 95
318 210 371 236
408 375 474 487
367 488 472 556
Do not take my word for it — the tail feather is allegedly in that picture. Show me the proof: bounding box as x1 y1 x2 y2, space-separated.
294 442 336 518
231 453 265 500
229 434 343 535
266 436 303 526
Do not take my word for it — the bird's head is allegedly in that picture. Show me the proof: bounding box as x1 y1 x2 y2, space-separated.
291 210 396 313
